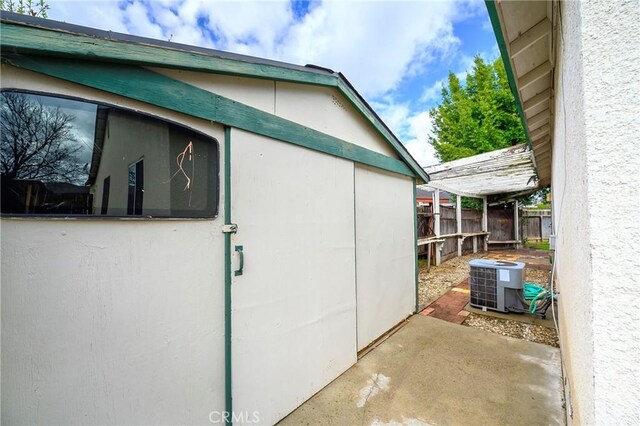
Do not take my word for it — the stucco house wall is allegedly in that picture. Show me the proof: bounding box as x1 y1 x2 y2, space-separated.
553 1 640 423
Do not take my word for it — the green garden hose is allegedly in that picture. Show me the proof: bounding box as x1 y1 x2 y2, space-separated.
523 282 549 314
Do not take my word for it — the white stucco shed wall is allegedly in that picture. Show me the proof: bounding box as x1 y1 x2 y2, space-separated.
274 82 398 158
354 165 415 350
230 129 358 425
1 65 227 425
552 1 640 423
1 61 420 425
149 68 399 158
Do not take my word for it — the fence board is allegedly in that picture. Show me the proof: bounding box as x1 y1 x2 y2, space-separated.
461 208 482 251
440 206 457 257
541 216 552 239
417 205 491 260
488 207 515 242
522 209 552 241
524 216 542 240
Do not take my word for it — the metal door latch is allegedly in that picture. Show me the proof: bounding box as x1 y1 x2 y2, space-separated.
222 224 238 234
234 245 244 276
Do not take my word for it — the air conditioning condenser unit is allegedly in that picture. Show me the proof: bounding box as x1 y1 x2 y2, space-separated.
469 259 525 313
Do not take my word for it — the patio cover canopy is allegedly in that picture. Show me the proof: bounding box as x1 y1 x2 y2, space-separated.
421 144 539 199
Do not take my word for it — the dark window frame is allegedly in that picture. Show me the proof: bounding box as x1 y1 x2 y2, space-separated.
101 176 110 215
0 89 220 220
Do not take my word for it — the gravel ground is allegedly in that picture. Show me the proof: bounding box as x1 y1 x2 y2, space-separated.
525 268 551 287
418 253 489 306
463 313 559 347
419 250 559 347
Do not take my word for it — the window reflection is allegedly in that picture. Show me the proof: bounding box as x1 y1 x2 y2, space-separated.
1 91 218 217
127 159 143 215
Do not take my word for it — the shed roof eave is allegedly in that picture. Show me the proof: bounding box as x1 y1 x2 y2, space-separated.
0 12 429 184
335 73 429 184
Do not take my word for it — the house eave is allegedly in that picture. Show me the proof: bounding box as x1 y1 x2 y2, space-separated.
485 0 554 187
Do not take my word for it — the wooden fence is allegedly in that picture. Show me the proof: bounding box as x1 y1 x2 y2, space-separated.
417 205 483 260
522 209 552 241
416 204 432 241
488 206 515 244
417 203 552 266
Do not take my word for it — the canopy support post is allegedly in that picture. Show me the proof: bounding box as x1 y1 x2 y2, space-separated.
434 189 441 266
482 196 488 252
514 199 520 248
456 195 462 257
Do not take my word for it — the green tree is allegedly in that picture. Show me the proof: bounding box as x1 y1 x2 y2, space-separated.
1 0 49 17
429 56 525 162
430 57 529 209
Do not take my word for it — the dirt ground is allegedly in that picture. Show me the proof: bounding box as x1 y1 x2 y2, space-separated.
418 249 559 347
418 253 485 306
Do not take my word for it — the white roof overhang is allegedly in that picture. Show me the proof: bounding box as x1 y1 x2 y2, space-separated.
486 0 555 187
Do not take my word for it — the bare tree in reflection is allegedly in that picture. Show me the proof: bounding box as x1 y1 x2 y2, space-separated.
1 92 84 183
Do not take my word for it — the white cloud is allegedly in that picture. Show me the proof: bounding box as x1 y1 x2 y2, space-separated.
195 1 293 56
47 0 477 98
123 1 165 40
419 67 470 105
481 15 494 33
275 0 464 97
404 110 439 167
490 44 500 60
372 99 410 135
48 0 128 33
405 139 438 167
420 77 447 104
374 100 438 167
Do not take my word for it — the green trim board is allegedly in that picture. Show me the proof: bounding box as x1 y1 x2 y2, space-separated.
335 78 428 183
3 54 415 178
0 22 336 87
484 1 534 154
223 126 233 425
0 19 429 184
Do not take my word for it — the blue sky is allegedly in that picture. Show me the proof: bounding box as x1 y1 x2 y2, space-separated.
47 0 499 166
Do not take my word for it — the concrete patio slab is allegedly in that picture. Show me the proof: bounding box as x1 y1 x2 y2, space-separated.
279 315 563 426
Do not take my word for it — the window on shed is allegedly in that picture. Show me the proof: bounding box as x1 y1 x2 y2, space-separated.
0 91 219 217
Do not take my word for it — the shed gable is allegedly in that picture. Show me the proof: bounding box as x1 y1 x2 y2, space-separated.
0 14 428 183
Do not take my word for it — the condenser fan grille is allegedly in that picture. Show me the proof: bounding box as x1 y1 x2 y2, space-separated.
470 266 497 309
